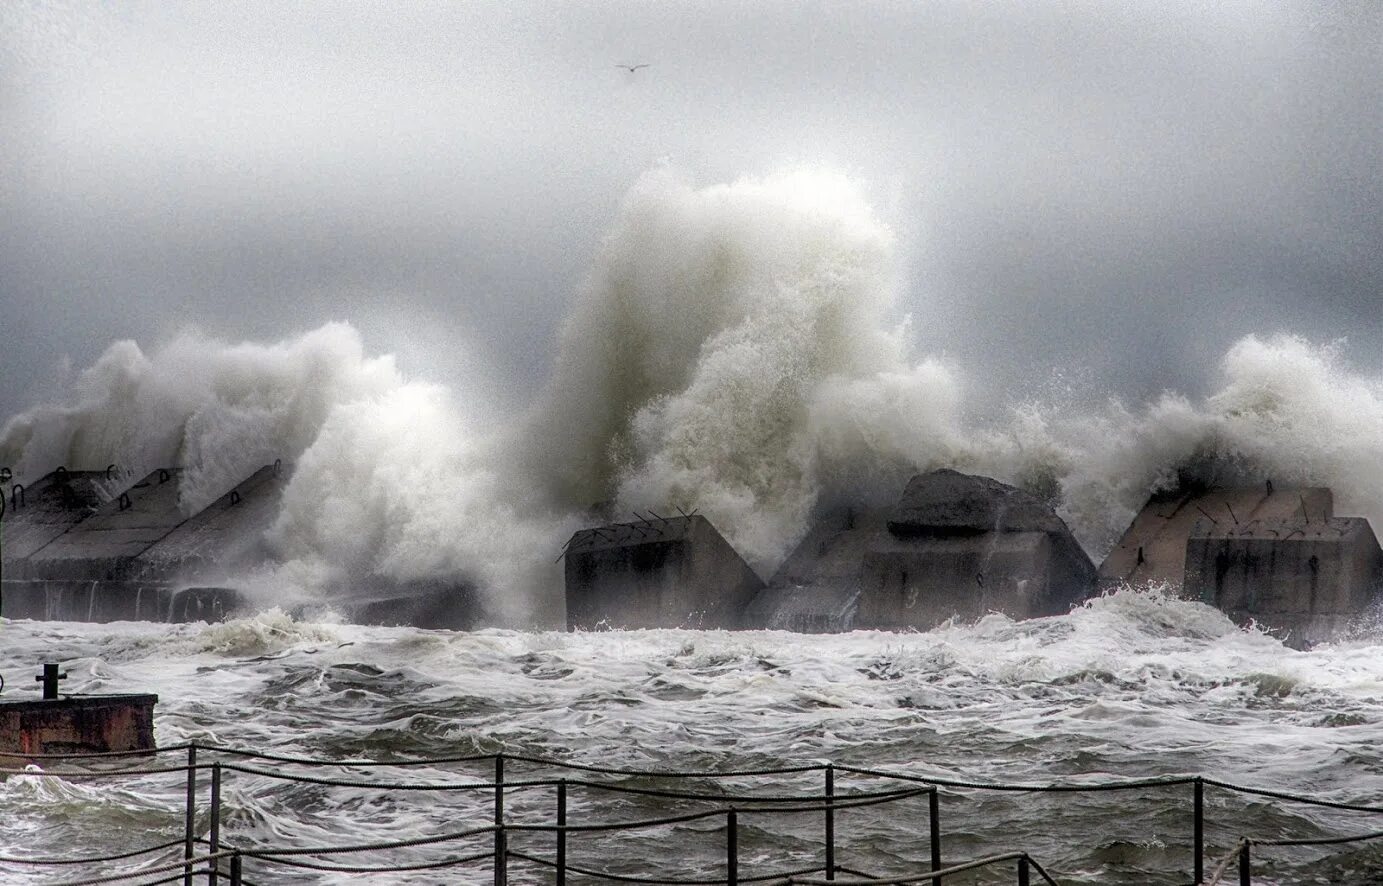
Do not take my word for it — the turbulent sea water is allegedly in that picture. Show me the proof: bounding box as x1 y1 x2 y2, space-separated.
5 590 1383 885
4 169 1383 883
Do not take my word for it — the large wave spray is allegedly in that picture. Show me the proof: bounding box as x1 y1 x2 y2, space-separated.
4 168 1383 619
520 168 970 568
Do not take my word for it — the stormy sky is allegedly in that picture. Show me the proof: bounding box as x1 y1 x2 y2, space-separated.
1 1 1379 423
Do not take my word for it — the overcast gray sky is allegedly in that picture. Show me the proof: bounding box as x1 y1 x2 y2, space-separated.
2 1 1379 423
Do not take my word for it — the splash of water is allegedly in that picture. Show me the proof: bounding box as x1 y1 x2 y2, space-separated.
5 168 1383 620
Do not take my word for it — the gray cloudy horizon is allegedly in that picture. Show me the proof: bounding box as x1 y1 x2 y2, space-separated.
2 1 1380 425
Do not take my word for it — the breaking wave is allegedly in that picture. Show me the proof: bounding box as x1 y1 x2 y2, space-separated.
4 167 1383 619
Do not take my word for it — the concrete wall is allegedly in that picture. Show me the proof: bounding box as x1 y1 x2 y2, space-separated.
1184 517 1383 645
565 515 764 629
1098 485 1332 590
135 463 285 581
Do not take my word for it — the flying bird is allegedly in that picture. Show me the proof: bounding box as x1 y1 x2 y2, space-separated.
616 64 650 73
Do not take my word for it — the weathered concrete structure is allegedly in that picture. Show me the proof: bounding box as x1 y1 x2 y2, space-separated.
1 468 110 565
1 461 486 629
0 665 156 759
1099 483 1383 644
324 579 486 631
1098 485 1333 590
3 465 287 623
0 694 158 758
747 470 1099 632
743 506 888 631
1185 517 1383 645
855 470 1097 629
565 514 764 629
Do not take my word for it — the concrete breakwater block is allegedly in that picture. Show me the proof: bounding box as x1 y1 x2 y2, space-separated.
747 470 1097 632
565 514 764 629
1185 517 1383 645
134 464 286 582
3 464 286 623
1097 485 1333 591
743 506 888 632
326 579 485 631
855 470 1097 629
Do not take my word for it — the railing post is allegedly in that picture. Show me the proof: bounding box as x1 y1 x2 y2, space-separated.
228 852 242 886
208 763 222 886
185 743 198 886
929 786 942 885
727 809 738 886
1238 841 1251 886
824 764 835 880
494 754 506 886
1194 777 1204 884
556 778 567 886
1017 854 1030 886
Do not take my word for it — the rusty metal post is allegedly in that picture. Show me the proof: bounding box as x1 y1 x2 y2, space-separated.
726 809 738 886
824 764 835 880
1194 778 1204 884
494 753 506 886
184 744 198 886
929 786 942 884
1018 854 1030 886
208 763 221 886
1239 841 1251 885
228 852 242 886
556 778 567 886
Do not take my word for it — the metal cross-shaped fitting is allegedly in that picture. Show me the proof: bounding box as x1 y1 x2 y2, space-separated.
37 663 66 700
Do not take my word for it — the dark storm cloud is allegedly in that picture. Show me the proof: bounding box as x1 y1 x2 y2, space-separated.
1 1 1379 421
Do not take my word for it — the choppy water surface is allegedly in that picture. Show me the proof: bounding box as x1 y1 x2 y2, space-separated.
3 589 1383 884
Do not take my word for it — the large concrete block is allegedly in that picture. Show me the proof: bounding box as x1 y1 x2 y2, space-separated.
857 470 1096 630
1098 485 1332 591
1184 517 1383 644
1 580 178 622
565 514 764 629
887 469 1069 536
743 507 888 632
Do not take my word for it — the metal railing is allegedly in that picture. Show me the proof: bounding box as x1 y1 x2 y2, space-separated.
0 742 1380 884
